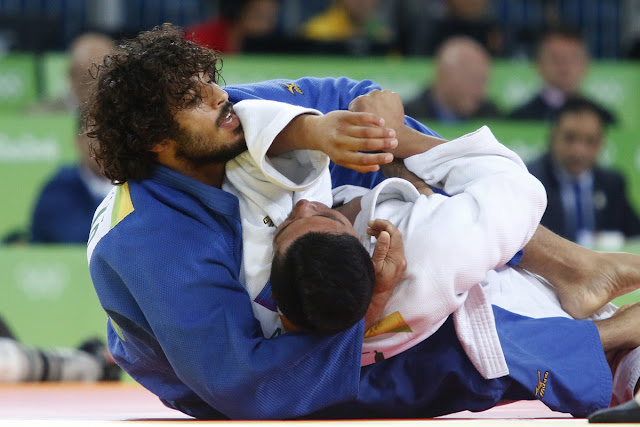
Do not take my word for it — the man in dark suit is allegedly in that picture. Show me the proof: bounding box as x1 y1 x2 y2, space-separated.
527 97 640 247
404 36 502 123
509 26 616 124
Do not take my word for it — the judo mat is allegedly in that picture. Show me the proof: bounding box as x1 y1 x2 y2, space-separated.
0 382 623 426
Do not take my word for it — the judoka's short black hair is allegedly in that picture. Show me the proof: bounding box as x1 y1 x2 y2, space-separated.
270 231 376 335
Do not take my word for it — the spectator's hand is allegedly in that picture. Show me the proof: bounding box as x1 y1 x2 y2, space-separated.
310 110 398 173
364 219 407 331
348 90 405 134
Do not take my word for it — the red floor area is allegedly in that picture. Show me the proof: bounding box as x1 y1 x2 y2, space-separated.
0 382 572 421
0 383 186 420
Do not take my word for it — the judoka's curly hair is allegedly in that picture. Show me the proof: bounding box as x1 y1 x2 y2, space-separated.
83 23 223 184
270 232 376 335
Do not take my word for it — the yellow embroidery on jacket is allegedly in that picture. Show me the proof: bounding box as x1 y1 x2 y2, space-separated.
364 311 412 338
280 82 303 95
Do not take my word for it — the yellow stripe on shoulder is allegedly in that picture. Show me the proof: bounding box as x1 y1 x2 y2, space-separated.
110 182 134 230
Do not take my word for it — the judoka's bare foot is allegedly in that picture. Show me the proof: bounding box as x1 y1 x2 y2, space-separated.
518 226 640 319
555 251 640 319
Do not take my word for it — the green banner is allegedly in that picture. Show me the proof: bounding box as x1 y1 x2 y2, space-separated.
36 53 640 126
426 120 640 216
490 61 640 128
0 246 106 347
41 52 69 101
0 114 76 239
0 54 38 111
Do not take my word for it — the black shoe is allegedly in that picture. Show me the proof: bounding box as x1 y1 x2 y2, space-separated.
78 337 122 381
589 398 640 423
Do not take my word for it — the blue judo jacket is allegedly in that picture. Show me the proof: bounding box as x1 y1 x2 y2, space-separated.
88 77 446 420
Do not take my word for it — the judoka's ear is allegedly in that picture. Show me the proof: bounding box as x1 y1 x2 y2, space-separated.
150 139 173 153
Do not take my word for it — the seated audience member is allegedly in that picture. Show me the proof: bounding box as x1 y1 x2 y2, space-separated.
0 313 120 382
508 26 617 123
300 0 393 53
421 0 503 57
527 97 640 247
30 117 112 243
186 0 280 53
403 36 501 122
28 33 114 114
29 33 114 243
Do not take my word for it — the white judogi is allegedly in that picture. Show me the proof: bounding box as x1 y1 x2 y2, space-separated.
223 100 331 339
224 100 545 379
332 126 547 376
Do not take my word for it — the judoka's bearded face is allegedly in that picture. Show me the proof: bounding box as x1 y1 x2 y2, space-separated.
273 199 359 254
172 76 247 165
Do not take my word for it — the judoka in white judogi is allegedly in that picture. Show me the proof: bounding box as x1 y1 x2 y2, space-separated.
223 99 640 403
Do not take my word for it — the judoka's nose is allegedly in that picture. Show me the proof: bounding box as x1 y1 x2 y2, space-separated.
291 199 318 219
209 83 229 109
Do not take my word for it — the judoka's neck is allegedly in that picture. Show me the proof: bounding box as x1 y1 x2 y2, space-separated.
154 145 226 188
161 159 226 188
182 163 226 188
334 197 362 225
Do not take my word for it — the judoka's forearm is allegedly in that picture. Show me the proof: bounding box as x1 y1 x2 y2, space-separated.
392 125 447 158
348 90 447 158
269 111 396 173
380 159 434 196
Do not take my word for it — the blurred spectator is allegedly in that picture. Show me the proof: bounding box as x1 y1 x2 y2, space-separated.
30 118 113 243
0 313 119 382
508 26 617 123
28 33 115 114
527 97 640 248
417 0 504 57
300 0 393 53
403 37 501 122
185 0 281 53
29 33 114 243
623 0 640 58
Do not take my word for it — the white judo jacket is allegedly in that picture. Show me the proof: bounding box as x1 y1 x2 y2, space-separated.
333 127 547 376
224 100 547 379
